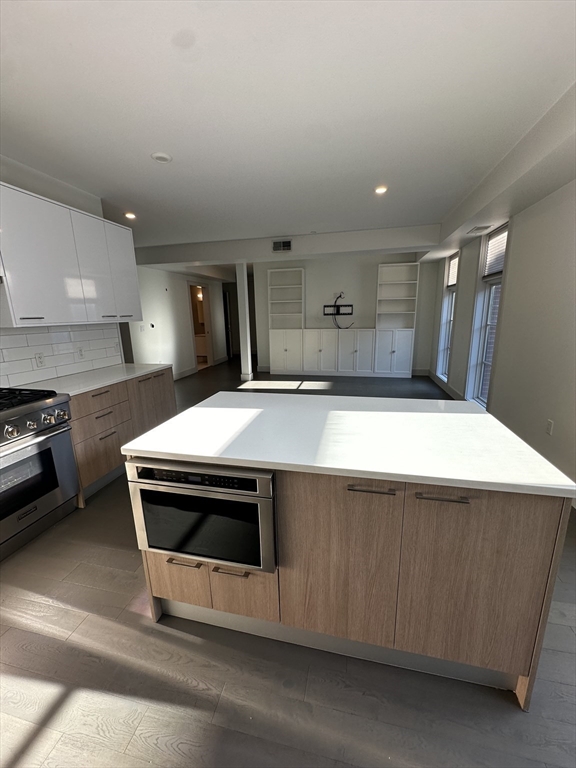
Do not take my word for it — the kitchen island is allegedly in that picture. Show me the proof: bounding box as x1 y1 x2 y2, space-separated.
121 392 575 710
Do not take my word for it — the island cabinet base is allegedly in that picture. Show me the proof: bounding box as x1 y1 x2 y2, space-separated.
138 468 571 711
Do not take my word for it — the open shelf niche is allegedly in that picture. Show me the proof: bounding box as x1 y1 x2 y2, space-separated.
376 262 419 330
268 268 305 329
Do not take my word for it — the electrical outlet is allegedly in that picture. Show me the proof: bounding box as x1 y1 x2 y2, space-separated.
546 419 554 436
34 352 45 368
77 346 85 359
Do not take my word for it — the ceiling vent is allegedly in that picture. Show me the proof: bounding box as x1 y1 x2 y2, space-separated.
272 239 292 252
467 225 492 234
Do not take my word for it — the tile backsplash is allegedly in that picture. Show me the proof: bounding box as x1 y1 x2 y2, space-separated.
0 324 124 387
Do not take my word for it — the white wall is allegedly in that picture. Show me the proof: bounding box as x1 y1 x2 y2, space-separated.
254 252 438 370
0 155 103 217
129 267 197 380
412 261 439 374
489 181 576 480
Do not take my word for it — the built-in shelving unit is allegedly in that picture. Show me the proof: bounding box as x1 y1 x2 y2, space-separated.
268 268 304 329
376 262 419 330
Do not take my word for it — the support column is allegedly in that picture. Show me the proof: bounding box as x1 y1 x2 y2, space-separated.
236 262 253 381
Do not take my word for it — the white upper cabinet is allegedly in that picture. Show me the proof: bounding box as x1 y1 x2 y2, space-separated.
0 185 88 324
71 211 117 322
105 223 142 321
0 183 142 326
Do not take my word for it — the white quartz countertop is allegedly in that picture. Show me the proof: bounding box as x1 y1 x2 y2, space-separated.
121 392 575 498
25 363 172 397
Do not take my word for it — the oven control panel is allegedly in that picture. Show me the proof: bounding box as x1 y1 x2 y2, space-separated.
137 467 258 494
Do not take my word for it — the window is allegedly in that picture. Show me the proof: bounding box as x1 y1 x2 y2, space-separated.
474 226 508 405
437 254 459 380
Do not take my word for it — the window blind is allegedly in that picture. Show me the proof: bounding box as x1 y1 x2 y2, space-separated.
447 255 459 287
484 227 508 278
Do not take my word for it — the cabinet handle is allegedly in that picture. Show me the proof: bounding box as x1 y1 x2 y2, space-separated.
139 377 152 383
166 557 203 569
102 315 117 318
19 316 45 320
119 314 133 318
153 372 165 378
415 492 470 504
94 410 113 420
92 389 110 398
212 566 250 578
99 431 116 441
347 485 397 496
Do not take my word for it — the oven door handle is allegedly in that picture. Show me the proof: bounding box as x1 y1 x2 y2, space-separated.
0 425 72 460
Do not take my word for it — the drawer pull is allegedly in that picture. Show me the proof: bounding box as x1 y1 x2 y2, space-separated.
347 485 397 496
94 411 113 420
92 389 110 398
19 316 45 320
99 431 116 441
139 377 152 383
102 315 117 318
166 557 203 569
415 492 470 504
119 314 133 318
153 372 165 378
212 566 250 578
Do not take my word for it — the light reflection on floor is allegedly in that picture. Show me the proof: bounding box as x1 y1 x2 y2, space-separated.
237 381 333 390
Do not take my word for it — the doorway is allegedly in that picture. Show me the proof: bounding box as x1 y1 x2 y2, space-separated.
190 285 213 370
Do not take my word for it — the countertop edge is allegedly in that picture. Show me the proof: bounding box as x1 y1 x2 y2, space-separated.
119 448 576 499
28 363 174 397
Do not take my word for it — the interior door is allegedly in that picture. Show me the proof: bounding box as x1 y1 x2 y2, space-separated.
0 185 88 324
269 330 286 371
71 211 117 322
320 329 338 372
337 330 356 372
393 329 414 374
284 330 303 371
356 330 375 373
105 222 142 322
375 330 394 373
303 330 320 371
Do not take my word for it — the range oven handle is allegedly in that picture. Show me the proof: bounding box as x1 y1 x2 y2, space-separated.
0 425 72 460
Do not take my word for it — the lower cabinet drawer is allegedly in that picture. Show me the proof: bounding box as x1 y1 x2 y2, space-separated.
74 419 132 488
145 552 212 608
209 564 280 623
71 400 131 445
70 381 128 420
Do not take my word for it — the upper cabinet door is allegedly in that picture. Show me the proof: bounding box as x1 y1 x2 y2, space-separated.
0 185 87 324
356 330 375 373
104 222 142 321
71 211 117 322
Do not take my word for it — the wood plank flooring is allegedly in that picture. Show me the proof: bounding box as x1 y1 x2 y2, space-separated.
0 476 574 768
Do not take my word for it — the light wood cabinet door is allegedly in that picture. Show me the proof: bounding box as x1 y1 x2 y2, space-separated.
151 368 177 425
395 483 563 675
209 564 279 623
277 471 404 647
74 419 132 488
145 552 212 608
70 381 128 420
71 400 131 445
126 373 157 437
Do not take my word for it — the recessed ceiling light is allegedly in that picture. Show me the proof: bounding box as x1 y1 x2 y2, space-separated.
151 152 173 163
125 212 136 220
375 186 388 195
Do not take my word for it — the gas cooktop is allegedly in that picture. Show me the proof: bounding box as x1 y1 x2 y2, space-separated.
0 388 58 412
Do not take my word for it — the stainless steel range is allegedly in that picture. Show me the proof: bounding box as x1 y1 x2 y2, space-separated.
0 387 79 560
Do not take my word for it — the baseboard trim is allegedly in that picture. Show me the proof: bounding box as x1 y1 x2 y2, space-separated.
213 356 228 365
240 372 254 381
257 365 271 372
174 367 197 381
83 464 126 500
429 371 465 400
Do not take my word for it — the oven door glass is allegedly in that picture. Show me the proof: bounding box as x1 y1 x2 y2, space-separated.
141 488 263 568
0 447 59 522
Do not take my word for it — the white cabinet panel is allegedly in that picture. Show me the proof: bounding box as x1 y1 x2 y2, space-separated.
105 223 142 321
356 330 375 373
375 331 394 373
269 330 286 371
303 330 321 371
338 330 356 373
285 330 303 371
394 329 414 374
320 330 338 372
71 211 117 322
0 185 87 324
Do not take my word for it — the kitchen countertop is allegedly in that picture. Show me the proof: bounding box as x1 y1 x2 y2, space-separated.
25 363 173 398
121 391 576 498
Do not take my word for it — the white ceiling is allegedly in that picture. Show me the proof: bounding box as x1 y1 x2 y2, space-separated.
1 1 574 247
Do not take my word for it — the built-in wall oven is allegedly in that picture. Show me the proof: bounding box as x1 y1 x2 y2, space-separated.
126 459 275 572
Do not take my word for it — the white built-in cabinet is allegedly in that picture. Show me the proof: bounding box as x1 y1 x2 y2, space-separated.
375 329 414 374
302 329 338 372
337 330 375 374
0 183 142 326
269 330 303 372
